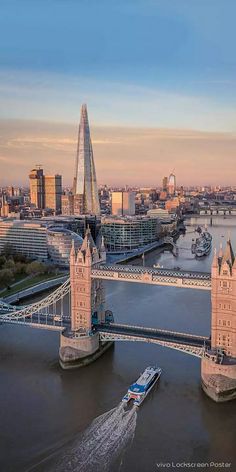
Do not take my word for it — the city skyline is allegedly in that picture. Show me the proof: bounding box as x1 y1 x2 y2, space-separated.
0 118 235 187
1 0 236 186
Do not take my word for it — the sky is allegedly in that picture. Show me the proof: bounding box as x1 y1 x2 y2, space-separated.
0 0 236 186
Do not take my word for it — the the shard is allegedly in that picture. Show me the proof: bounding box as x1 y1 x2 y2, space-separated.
73 104 100 215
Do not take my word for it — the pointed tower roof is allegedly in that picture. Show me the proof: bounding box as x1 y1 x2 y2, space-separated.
70 239 76 260
212 248 218 269
80 227 97 255
222 239 235 267
218 242 223 258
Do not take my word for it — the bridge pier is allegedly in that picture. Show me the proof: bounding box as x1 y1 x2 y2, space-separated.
59 330 113 369
201 355 236 402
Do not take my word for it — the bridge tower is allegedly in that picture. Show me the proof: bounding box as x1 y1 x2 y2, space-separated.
201 239 236 402
59 229 112 369
70 229 106 331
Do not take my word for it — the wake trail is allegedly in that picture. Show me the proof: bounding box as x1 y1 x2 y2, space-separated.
53 402 137 472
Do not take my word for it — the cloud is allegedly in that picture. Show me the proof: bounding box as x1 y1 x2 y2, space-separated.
0 119 235 187
0 69 236 133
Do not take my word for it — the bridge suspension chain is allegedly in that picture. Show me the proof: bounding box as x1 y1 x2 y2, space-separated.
0 278 71 321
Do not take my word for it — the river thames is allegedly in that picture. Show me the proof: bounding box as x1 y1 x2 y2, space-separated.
0 217 236 472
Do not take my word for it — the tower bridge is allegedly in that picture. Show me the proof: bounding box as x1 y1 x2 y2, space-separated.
0 228 236 402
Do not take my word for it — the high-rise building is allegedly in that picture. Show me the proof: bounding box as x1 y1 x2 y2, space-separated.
44 175 62 213
73 104 100 215
29 167 44 209
111 191 135 216
29 168 62 213
168 173 176 196
162 176 168 191
61 194 74 216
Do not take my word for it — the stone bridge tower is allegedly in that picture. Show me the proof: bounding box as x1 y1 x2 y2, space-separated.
70 229 106 331
59 229 112 369
201 239 236 402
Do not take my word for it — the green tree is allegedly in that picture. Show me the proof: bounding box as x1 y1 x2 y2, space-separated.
26 261 46 275
0 256 6 268
45 263 57 275
0 269 14 288
13 253 28 263
3 259 16 272
15 262 26 275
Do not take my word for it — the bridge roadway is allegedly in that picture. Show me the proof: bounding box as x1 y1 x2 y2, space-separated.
92 264 211 290
0 312 71 331
96 323 210 349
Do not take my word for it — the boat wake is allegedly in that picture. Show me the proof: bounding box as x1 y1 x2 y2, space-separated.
53 402 137 472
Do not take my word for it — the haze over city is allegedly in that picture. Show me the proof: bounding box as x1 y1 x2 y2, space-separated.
1 0 236 186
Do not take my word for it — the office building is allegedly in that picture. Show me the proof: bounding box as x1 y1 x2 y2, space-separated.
44 175 62 213
29 167 44 209
111 191 135 216
29 167 62 213
168 173 176 196
162 176 168 191
47 227 83 267
101 215 160 252
0 220 48 260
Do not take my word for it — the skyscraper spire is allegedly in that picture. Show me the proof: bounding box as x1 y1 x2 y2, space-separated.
73 104 100 215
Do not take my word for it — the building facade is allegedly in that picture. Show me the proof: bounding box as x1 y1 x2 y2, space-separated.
29 167 44 209
101 215 160 252
44 175 62 213
168 173 176 196
29 167 62 213
111 191 135 216
47 227 83 267
0 220 48 260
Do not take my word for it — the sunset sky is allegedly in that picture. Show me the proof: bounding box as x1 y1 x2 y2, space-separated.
1 0 236 186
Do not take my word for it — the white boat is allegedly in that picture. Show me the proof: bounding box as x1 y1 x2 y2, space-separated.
122 366 162 407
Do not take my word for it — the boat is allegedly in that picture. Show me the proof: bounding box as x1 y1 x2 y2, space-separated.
202 230 212 242
153 263 163 269
195 235 212 257
122 366 162 407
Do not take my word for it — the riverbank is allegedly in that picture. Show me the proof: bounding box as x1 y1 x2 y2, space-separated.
2 273 69 304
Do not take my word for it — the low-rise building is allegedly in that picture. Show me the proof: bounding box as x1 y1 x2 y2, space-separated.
101 215 161 252
47 227 83 267
0 219 48 260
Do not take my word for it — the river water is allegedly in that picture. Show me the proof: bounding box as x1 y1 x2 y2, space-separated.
0 217 236 472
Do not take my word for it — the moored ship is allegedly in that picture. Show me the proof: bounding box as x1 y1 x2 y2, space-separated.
194 228 212 258
122 366 162 406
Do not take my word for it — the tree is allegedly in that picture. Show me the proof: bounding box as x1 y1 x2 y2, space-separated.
45 263 57 275
3 259 16 272
0 269 14 288
0 256 6 268
26 261 46 276
15 262 26 275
